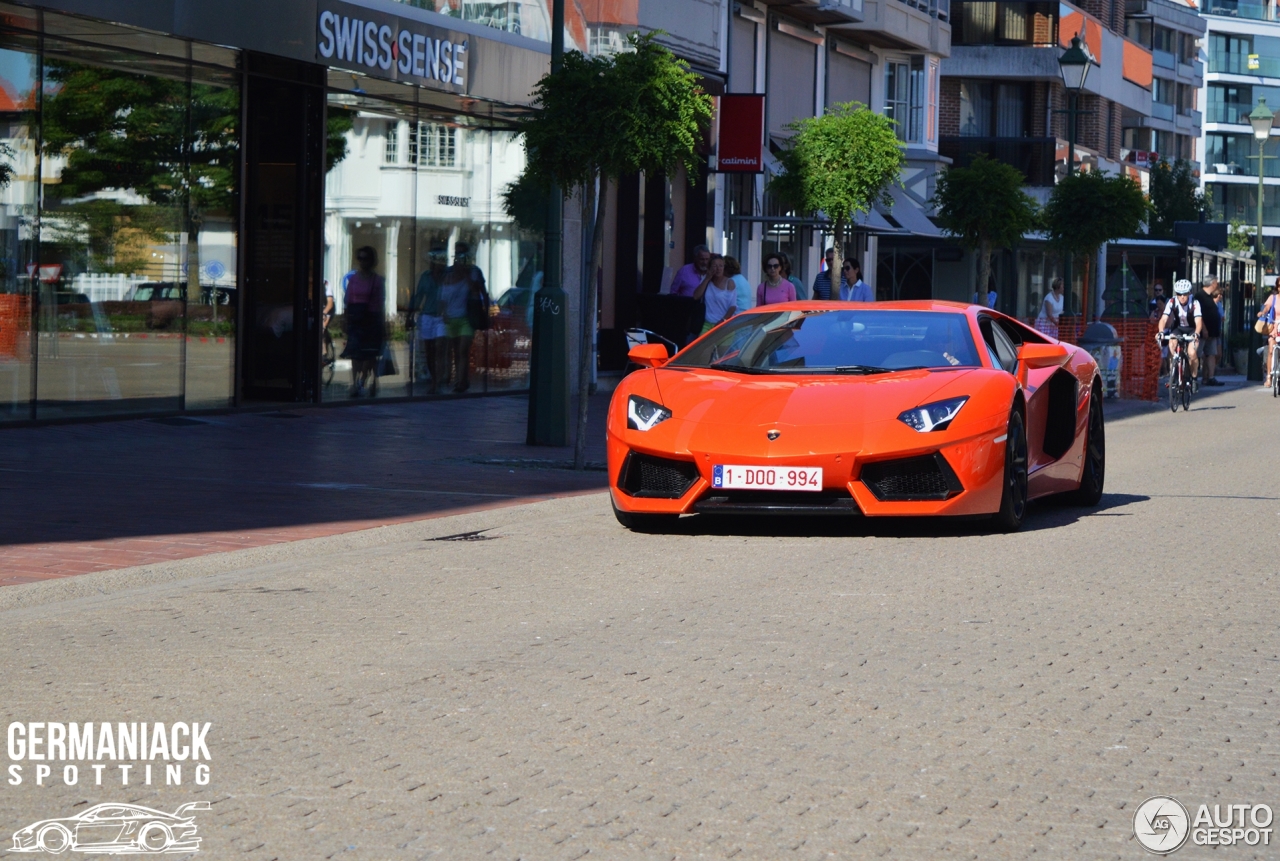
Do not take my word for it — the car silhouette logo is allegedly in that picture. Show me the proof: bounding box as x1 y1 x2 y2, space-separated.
11 801 210 854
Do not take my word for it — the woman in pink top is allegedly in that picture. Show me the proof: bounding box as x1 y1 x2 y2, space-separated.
756 253 796 306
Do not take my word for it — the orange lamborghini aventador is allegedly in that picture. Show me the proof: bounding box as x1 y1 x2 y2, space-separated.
607 301 1105 533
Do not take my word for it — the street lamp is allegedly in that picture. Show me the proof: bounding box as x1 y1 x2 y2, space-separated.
1058 35 1091 317
1249 97 1274 281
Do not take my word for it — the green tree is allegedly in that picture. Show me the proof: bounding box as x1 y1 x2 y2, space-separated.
1147 157 1208 238
1043 170 1149 320
931 155 1039 306
768 102 904 281
519 32 713 468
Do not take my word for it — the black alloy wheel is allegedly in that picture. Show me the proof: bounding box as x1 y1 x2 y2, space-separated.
1067 387 1105 506
611 498 678 533
991 407 1029 533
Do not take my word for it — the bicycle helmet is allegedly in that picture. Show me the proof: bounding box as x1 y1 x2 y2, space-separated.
1174 279 1193 295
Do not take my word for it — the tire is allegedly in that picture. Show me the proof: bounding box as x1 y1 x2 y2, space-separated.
1182 361 1192 411
1067 388 1105 506
138 822 172 852
611 499 678 533
37 824 71 853
1168 358 1179 413
990 407 1029 533
322 332 335 387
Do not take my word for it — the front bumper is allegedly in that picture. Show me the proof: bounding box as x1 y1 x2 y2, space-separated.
608 418 1009 517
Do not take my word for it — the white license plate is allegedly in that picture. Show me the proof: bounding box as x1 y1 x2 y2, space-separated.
713 465 823 491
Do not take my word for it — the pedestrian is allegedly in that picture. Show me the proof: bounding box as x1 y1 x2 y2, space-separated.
756 253 796 306
972 282 997 308
340 246 386 398
670 245 712 297
1257 283 1280 382
811 248 842 300
412 246 447 393
438 241 487 394
1195 275 1223 386
839 259 873 302
1148 279 1166 320
1035 277 1065 338
724 256 754 312
780 252 809 300
697 254 736 333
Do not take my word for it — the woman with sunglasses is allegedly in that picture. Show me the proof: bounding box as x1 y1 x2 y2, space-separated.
756 253 796 306
838 259 873 302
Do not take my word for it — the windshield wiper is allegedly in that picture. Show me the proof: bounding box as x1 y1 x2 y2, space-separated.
707 361 772 374
832 364 894 374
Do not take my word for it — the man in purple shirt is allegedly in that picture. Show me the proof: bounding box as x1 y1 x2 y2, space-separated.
670 245 712 297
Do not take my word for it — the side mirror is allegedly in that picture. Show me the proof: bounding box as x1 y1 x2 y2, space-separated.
1016 342 1070 387
628 343 670 368
1017 342 1071 369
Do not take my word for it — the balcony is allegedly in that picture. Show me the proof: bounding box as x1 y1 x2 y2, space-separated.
939 136 1058 186
1152 102 1175 121
1207 101 1255 124
1209 53 1280 79
1203 0 1277 19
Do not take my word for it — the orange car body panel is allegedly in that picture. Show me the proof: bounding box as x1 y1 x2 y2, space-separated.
608 301 1099 518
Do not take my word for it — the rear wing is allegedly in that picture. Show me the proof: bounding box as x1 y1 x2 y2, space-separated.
174 801 211 818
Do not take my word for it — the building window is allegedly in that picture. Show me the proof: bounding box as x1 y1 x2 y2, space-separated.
885 58 925 143
409 122 459 167
953 1 1057 46
958 80 1029 137
384 121 398 164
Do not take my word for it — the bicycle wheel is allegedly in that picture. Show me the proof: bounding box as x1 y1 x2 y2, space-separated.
1272 349 1279 397
1169 355 1180 412
1181 354 1192 411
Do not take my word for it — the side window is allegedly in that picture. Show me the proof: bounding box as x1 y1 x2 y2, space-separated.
979 317 1018 374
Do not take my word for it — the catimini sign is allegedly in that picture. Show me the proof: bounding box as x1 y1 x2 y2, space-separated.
317 0 470 91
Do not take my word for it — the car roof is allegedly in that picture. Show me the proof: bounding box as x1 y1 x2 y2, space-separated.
740 300 976 314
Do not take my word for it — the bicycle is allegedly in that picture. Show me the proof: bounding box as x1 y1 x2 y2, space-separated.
1270 335 1280 398
1159 332 1196 412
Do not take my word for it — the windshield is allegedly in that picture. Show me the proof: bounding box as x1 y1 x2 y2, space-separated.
667 309 982 374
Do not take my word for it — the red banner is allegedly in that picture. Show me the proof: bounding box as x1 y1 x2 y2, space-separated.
716 94 765 173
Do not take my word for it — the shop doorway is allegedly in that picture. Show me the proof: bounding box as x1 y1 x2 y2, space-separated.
240 58 325 402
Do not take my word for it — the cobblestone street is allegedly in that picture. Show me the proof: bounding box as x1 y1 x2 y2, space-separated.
0 385 1274 859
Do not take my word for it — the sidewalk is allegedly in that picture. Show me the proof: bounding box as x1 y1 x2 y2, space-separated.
0 395 610 585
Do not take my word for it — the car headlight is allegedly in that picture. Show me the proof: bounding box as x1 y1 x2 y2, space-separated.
898 396 968 432
627 395 672 431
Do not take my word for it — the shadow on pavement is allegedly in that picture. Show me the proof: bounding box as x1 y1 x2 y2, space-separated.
0 395 611 547
623 492 1151 539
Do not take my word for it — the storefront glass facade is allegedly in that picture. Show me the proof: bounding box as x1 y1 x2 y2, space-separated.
322 82 539 399
0 1 542 423
0 6 240 423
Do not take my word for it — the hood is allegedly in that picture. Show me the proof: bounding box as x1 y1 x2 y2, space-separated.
653 366 977 455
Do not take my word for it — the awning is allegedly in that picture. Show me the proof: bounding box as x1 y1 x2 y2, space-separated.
877 186 944 238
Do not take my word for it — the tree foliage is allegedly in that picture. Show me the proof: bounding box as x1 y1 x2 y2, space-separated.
1147 157 1207 238
931 155 1039 303
1043 170 1149 259
517 32 713 469
768 102 904 279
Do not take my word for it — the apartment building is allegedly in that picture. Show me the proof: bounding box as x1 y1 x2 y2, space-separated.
1123 0 1205 168
1198 0 1280 263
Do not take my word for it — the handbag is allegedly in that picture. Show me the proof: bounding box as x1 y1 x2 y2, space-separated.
375 344 397 377
1257 319 1269 334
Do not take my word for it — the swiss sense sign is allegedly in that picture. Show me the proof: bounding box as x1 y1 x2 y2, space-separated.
317 0 470 91
716 94 765 173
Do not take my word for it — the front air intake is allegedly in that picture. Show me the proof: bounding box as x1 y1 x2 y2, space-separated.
619 452 700 499
859 453 963 501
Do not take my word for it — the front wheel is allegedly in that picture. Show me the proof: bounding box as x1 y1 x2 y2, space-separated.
1181 358 1192 411
1168 355 1180 413
990 407 1029 533
611 499 678 533
1067 388 1105 506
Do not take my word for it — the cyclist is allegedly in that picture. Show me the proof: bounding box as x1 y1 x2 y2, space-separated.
1156 278 1204 390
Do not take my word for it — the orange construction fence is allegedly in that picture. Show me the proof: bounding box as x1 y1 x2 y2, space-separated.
0 294 30 360
1026 316 1161 401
